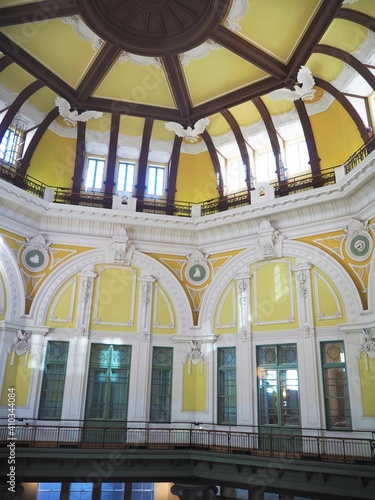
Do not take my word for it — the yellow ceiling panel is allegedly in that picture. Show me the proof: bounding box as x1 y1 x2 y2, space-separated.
320 19 369 53
236 0 322 62
306 53 345 83
344 0 375 16
184 48 267 106
207 113 231 136
119 115 145 137
0 63 35 93
86 113 111 133
228 102 262 127
95 60 176 109
1 20 96 88
28 87 56 113
153 119 175 141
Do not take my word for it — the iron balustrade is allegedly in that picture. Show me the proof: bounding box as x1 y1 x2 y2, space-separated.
0 135 374 214
0 424 374 465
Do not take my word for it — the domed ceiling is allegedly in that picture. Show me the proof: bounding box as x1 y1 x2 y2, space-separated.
0 0 374 196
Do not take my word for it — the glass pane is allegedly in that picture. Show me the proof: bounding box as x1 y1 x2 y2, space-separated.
147 167 156 195
258 369 278 425
258 346 277 366
280 369 300 426
278 344 298 365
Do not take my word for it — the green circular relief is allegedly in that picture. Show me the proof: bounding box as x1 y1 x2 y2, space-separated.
350 235 370 257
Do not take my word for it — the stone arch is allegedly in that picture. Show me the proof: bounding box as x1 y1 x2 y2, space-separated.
28 248 193 332
199 239 363 332
0 236 26 323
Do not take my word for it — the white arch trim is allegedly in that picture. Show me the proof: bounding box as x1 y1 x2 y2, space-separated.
0 236 26 322
28 249 193 331
199 239 363 331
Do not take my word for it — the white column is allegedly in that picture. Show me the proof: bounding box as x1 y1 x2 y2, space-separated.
75 270 96 336
292 261 321 428
128 336 152 422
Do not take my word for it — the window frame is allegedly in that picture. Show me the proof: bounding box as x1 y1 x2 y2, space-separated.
84 156 106 192
285 138 310 178
38 341 69 420
0 124 25 166
146 164 166 197
320 341 352 430
254 148 277 184
217 347 237 425
149 347 173 423
116 160 136 193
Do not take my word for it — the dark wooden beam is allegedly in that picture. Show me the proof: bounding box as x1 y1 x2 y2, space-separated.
221 109 252 189
0 56 13 73
162 55 192 119
287 0 344 78
84 97 182 122
337 8 375 32
0 80 44 142
19 108 59 174
0 32 76 103
166 135 183 209
315 45 375 90
315 77 369 143
76 44 123 102
104 113 120 202
211 25 286 79
294 99 320 176
0 0 79 27
72 121 86 192
190 77 282 122
252 97 283 182
201 130 224 197
136 118 153 200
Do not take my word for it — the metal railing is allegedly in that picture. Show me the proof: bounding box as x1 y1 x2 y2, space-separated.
1 424 374 465
0 135 374 215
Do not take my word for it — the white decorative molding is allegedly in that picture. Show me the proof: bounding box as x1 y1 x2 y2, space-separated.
292 260 314 337
360 328 375 371
256 220 283 260
235 272 252 338
185 340 206 374
9 330 31 366
107 227 135 265
76 270 97 335
138 275 156 335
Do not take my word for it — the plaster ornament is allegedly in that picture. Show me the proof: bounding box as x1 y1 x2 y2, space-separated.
107 228 134 265
269 66 316 102
360 328 375 371
256 220 283 260
165 118 209 143
10 330 31 366
55 97 103 127
186 340 206 374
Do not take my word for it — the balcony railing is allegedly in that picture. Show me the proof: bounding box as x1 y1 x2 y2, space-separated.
1 424 374 465
0 135 374 215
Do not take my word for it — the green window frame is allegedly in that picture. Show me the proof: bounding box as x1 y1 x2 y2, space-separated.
320 341 352 430
117 161 135 192
85 157 105 191
218 347 237 425
85 344 131 422
147 165 165 196
257 344 300 428
150 347 173 422
38 341 69 420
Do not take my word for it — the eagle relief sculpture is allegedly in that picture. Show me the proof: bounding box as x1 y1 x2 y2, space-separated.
164 117 209 143
55 97 103 126
269 66 316 102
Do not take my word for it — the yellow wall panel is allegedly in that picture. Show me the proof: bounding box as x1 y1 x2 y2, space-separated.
182 363 207 412
151 285 176 334
0 355 32 406
176 152 218 203
29 130 76 188
214 282 237 335
312 270 346 325
358 355 375 417
46 278 77 328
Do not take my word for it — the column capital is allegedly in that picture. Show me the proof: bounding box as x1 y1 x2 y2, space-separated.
171 484 217 500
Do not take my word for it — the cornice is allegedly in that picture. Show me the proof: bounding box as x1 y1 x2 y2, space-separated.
0 151 374 253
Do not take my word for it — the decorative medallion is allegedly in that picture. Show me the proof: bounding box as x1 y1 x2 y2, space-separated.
185 249 210 285
78 0 231 56
21 235 50 272
10 330 32 366
346 232 372 261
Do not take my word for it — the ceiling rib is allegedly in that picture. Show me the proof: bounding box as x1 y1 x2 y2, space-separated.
0 32 76 103
210 25 286 79
76 43 123 103
294 99 320 177
162 55 192 119
19 108 59 174
315 77 369 143
0 0 79 27
0 57 13 73
315 45 375 90
221 109 251 190
337 8 375 32
201 130 224 198
0 80 44 142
